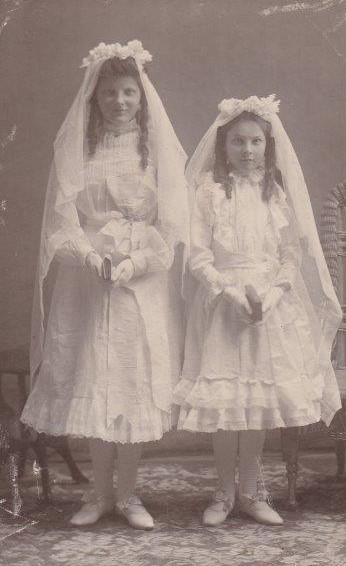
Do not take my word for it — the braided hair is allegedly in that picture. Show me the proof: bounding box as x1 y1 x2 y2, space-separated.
87 57 149 169
213 111 278 201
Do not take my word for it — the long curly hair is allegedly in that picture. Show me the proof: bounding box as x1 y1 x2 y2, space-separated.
87 56 149 169
213 111 278 201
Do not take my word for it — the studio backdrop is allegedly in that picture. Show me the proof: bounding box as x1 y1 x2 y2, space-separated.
1 0 346 351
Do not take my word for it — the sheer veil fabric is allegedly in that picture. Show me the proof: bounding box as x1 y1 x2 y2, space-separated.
30 45 190 381
184 96 342 425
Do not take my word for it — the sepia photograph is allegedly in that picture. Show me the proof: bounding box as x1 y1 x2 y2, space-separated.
1 1 346 564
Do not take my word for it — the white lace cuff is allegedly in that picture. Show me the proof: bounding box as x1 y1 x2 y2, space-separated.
56 238 94 267
209 279 225 299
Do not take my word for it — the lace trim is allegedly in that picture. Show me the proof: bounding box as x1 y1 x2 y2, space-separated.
101 119 138 138
19 420 171 445
20 413 172 445
177 408 323 432
196 171 290 238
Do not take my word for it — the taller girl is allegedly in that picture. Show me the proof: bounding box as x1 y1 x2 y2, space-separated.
21 41 189 529
174 95 342 526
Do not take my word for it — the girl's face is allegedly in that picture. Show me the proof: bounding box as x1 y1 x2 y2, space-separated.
225 120 266 175
96 75 141 126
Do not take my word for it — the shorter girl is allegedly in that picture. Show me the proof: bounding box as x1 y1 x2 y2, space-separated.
174 95 342 526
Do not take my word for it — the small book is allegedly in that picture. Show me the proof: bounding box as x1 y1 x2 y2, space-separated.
102 253 131 281
102 255 112 281
245 284 263 322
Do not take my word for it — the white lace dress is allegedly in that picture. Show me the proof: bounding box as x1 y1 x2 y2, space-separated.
22 130 182 443
174 170 339 431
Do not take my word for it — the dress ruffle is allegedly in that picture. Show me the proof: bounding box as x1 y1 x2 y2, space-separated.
21 388 172 444
173 373 324 431
174 371 324 409
176 405 323 432
196 171 291 257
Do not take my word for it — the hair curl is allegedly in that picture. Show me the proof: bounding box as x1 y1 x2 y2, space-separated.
213 111 279 201
87 56 149 169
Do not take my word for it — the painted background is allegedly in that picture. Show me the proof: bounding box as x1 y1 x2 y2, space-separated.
1 0 346 351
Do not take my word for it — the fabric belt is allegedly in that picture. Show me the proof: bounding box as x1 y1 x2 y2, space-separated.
215 252 273 271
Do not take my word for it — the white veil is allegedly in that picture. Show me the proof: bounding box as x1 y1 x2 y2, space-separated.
186 95 342 423
31 40 189 379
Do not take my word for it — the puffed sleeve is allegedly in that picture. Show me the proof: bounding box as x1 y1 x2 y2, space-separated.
189 185 224 298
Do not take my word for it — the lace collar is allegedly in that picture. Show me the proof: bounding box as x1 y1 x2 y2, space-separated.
229 167 265 186
101 119 139 138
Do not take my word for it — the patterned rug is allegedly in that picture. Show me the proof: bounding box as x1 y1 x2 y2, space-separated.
1 451 346 566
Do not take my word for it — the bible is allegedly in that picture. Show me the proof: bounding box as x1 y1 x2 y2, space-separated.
245 284 263 323
101 255 112 281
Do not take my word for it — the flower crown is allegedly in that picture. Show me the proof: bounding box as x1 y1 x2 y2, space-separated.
81 40 152 69
218 95 280 119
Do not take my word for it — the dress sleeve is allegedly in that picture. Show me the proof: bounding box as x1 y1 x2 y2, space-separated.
273 213 301 291
188 185 224 298
55 223 94 267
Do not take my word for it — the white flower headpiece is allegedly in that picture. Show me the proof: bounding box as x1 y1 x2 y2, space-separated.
81 39 152 69
218 94 280 119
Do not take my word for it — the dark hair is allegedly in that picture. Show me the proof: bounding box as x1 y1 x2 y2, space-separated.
213 111 278 201
87 56 149 169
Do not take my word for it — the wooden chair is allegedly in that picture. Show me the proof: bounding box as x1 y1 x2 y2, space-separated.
280 181 346 507
320 181 346 472
0 346 88 514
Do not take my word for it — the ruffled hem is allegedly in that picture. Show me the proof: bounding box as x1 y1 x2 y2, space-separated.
173 373 324 412
176 405 323 432
174 370 341 430
21 393 172 444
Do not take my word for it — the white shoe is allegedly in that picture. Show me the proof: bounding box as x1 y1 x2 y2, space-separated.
202 490 234 527
70 496 114 526
239 495 283 526
116 494 154 530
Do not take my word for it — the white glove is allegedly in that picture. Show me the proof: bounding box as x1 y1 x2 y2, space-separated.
111 259 135 285
85 250 104 278
223 286 252 319
262 286 284 317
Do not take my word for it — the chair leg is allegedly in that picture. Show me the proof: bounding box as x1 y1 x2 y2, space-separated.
335 439 346 478
8 452 23 516
281 427 300 507
33 435 52 503
17 443 29 478
51 437 89 484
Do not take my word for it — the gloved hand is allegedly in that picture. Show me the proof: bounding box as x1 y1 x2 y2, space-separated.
262 286 284 318
223 286 252 320
85 250 104 278
111 258 135 285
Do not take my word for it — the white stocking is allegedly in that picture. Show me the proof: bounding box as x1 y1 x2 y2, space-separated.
212 431 238 501
238 430 266 498
89 438 116 501
116 443 143 504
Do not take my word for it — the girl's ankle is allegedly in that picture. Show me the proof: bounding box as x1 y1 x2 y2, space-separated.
214 488 235 506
